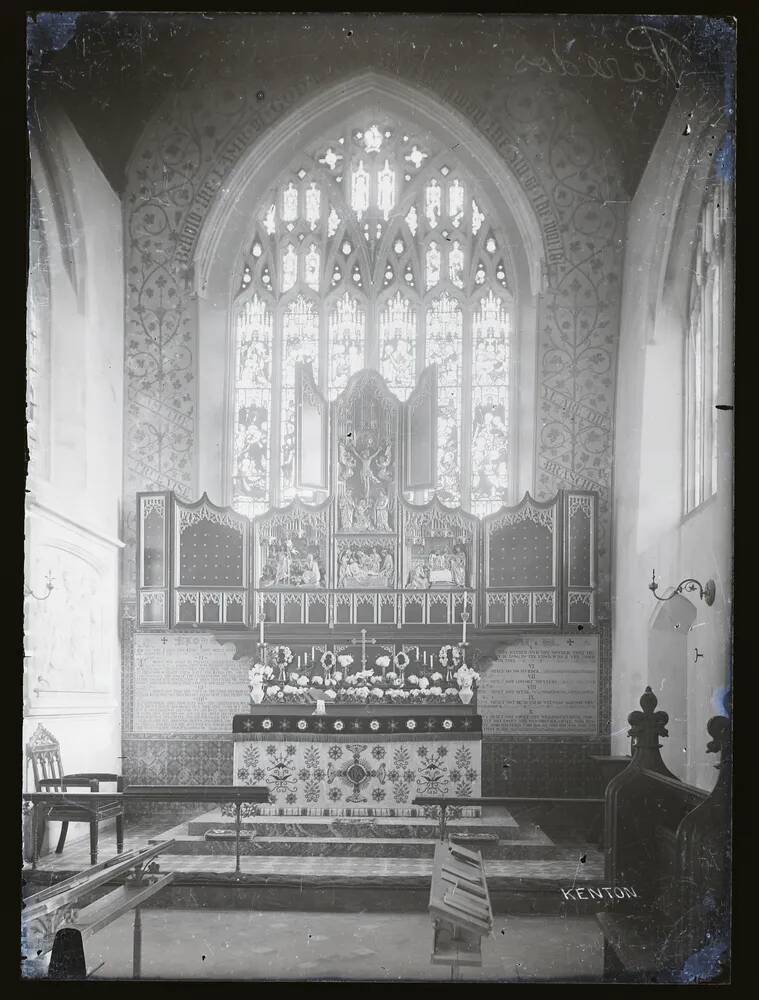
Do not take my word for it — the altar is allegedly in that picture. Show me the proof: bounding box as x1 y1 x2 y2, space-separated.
233 706 482 817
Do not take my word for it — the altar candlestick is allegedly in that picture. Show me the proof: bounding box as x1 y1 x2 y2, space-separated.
259 614 265 646
311 646 315 659
462 617 467 645
297 655 301 669
423 651 427 666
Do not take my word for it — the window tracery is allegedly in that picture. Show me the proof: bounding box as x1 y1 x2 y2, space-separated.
232 111 515 517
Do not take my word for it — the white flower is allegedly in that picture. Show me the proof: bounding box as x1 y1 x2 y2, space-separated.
418 677 430 690
406 719 416 730
333 720 344 731
385 670 397 680
276 690 284 700
323 689 337 700
431 672 443 681
311 675 323 686
444 688 458 697
265 685 279 696
289 671 300 682
337 654 353 667
369 720 380 731
375 656 391 669
399 690 410 699
407 674 419 685
371 687 384 698
333 671 343 683
356 686 370 699
297 676 309 687
442 719 453 730
429 686 443 696
297 719 308 731
262 719 272 730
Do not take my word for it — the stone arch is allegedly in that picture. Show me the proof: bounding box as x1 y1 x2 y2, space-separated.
194 71 546 300
189 71 549 505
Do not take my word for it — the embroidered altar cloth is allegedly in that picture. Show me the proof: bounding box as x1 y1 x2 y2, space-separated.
232 712 482 816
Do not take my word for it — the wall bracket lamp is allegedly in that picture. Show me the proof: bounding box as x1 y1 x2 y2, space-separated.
25 571 55 602
649 570 715 606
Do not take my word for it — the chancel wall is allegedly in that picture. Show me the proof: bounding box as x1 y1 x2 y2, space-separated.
611 72 733 790
117 20 631 796
24 102 125 846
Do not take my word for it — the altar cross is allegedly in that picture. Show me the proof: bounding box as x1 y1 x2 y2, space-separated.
347 628 376 672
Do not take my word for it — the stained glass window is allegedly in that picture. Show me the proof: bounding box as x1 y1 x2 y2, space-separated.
379 292 417 400
281 244 297 292
280 296 319 503
304 244 320 291
471 291 510 516
425 241 441 290
305 183 320 230
232 110 514 513
426 293 463 506
328 292 365 396
232 295 273 518
685 174 730 513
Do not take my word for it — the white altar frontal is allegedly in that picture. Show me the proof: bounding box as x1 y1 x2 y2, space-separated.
233 707 482 817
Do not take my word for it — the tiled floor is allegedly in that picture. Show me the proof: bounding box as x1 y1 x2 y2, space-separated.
47 908 605 981
26 812 603 883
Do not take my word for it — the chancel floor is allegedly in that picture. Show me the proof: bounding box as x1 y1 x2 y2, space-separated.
26 805 604 898
75 908 605 981
24 807 609 981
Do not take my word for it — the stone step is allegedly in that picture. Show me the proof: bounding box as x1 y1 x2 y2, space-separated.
148 833 580 860
183 810 531 842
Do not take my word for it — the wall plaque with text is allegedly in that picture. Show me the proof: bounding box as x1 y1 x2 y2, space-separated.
478 635 599 735
132 633 249 733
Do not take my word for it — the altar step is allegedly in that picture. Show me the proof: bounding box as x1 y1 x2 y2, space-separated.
182 810 524 841
147 833 584 861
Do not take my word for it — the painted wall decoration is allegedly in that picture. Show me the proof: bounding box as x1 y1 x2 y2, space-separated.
26 544 107 696
123 65 623 609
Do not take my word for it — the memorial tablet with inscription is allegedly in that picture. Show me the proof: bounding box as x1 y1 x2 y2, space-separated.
478 635 599 735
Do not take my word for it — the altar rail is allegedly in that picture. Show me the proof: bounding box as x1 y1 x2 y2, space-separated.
597 688 731 982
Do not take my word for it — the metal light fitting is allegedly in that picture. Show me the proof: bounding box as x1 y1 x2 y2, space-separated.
649 569 715 606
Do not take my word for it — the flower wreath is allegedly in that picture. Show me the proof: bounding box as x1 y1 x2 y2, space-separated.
393 651 410 670
320 650 337 670
273 645 293 666
438 644 460 666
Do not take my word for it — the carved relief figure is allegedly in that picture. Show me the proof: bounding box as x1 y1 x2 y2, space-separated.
374 486 390 531
337 545 394 589
260 537 325 588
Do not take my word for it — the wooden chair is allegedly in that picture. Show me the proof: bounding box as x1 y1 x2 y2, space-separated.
25 724 124 866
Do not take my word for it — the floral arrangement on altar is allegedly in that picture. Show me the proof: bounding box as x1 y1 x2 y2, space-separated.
249 644 478 705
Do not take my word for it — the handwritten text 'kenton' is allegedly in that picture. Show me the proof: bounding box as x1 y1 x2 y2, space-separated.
561 886 638 901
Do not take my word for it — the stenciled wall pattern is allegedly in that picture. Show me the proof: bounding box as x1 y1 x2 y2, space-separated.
122 46 626 613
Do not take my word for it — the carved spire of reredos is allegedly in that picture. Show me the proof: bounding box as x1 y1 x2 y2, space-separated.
627 686 676 776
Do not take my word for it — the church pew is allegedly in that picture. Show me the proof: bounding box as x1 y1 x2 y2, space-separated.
597 688 731 982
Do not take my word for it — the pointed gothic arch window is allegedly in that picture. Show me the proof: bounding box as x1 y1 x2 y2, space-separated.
684 172 730 513
231 113 515 518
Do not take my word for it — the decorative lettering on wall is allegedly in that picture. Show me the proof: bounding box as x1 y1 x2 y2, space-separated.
478 635 599 735
132 633 249 733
